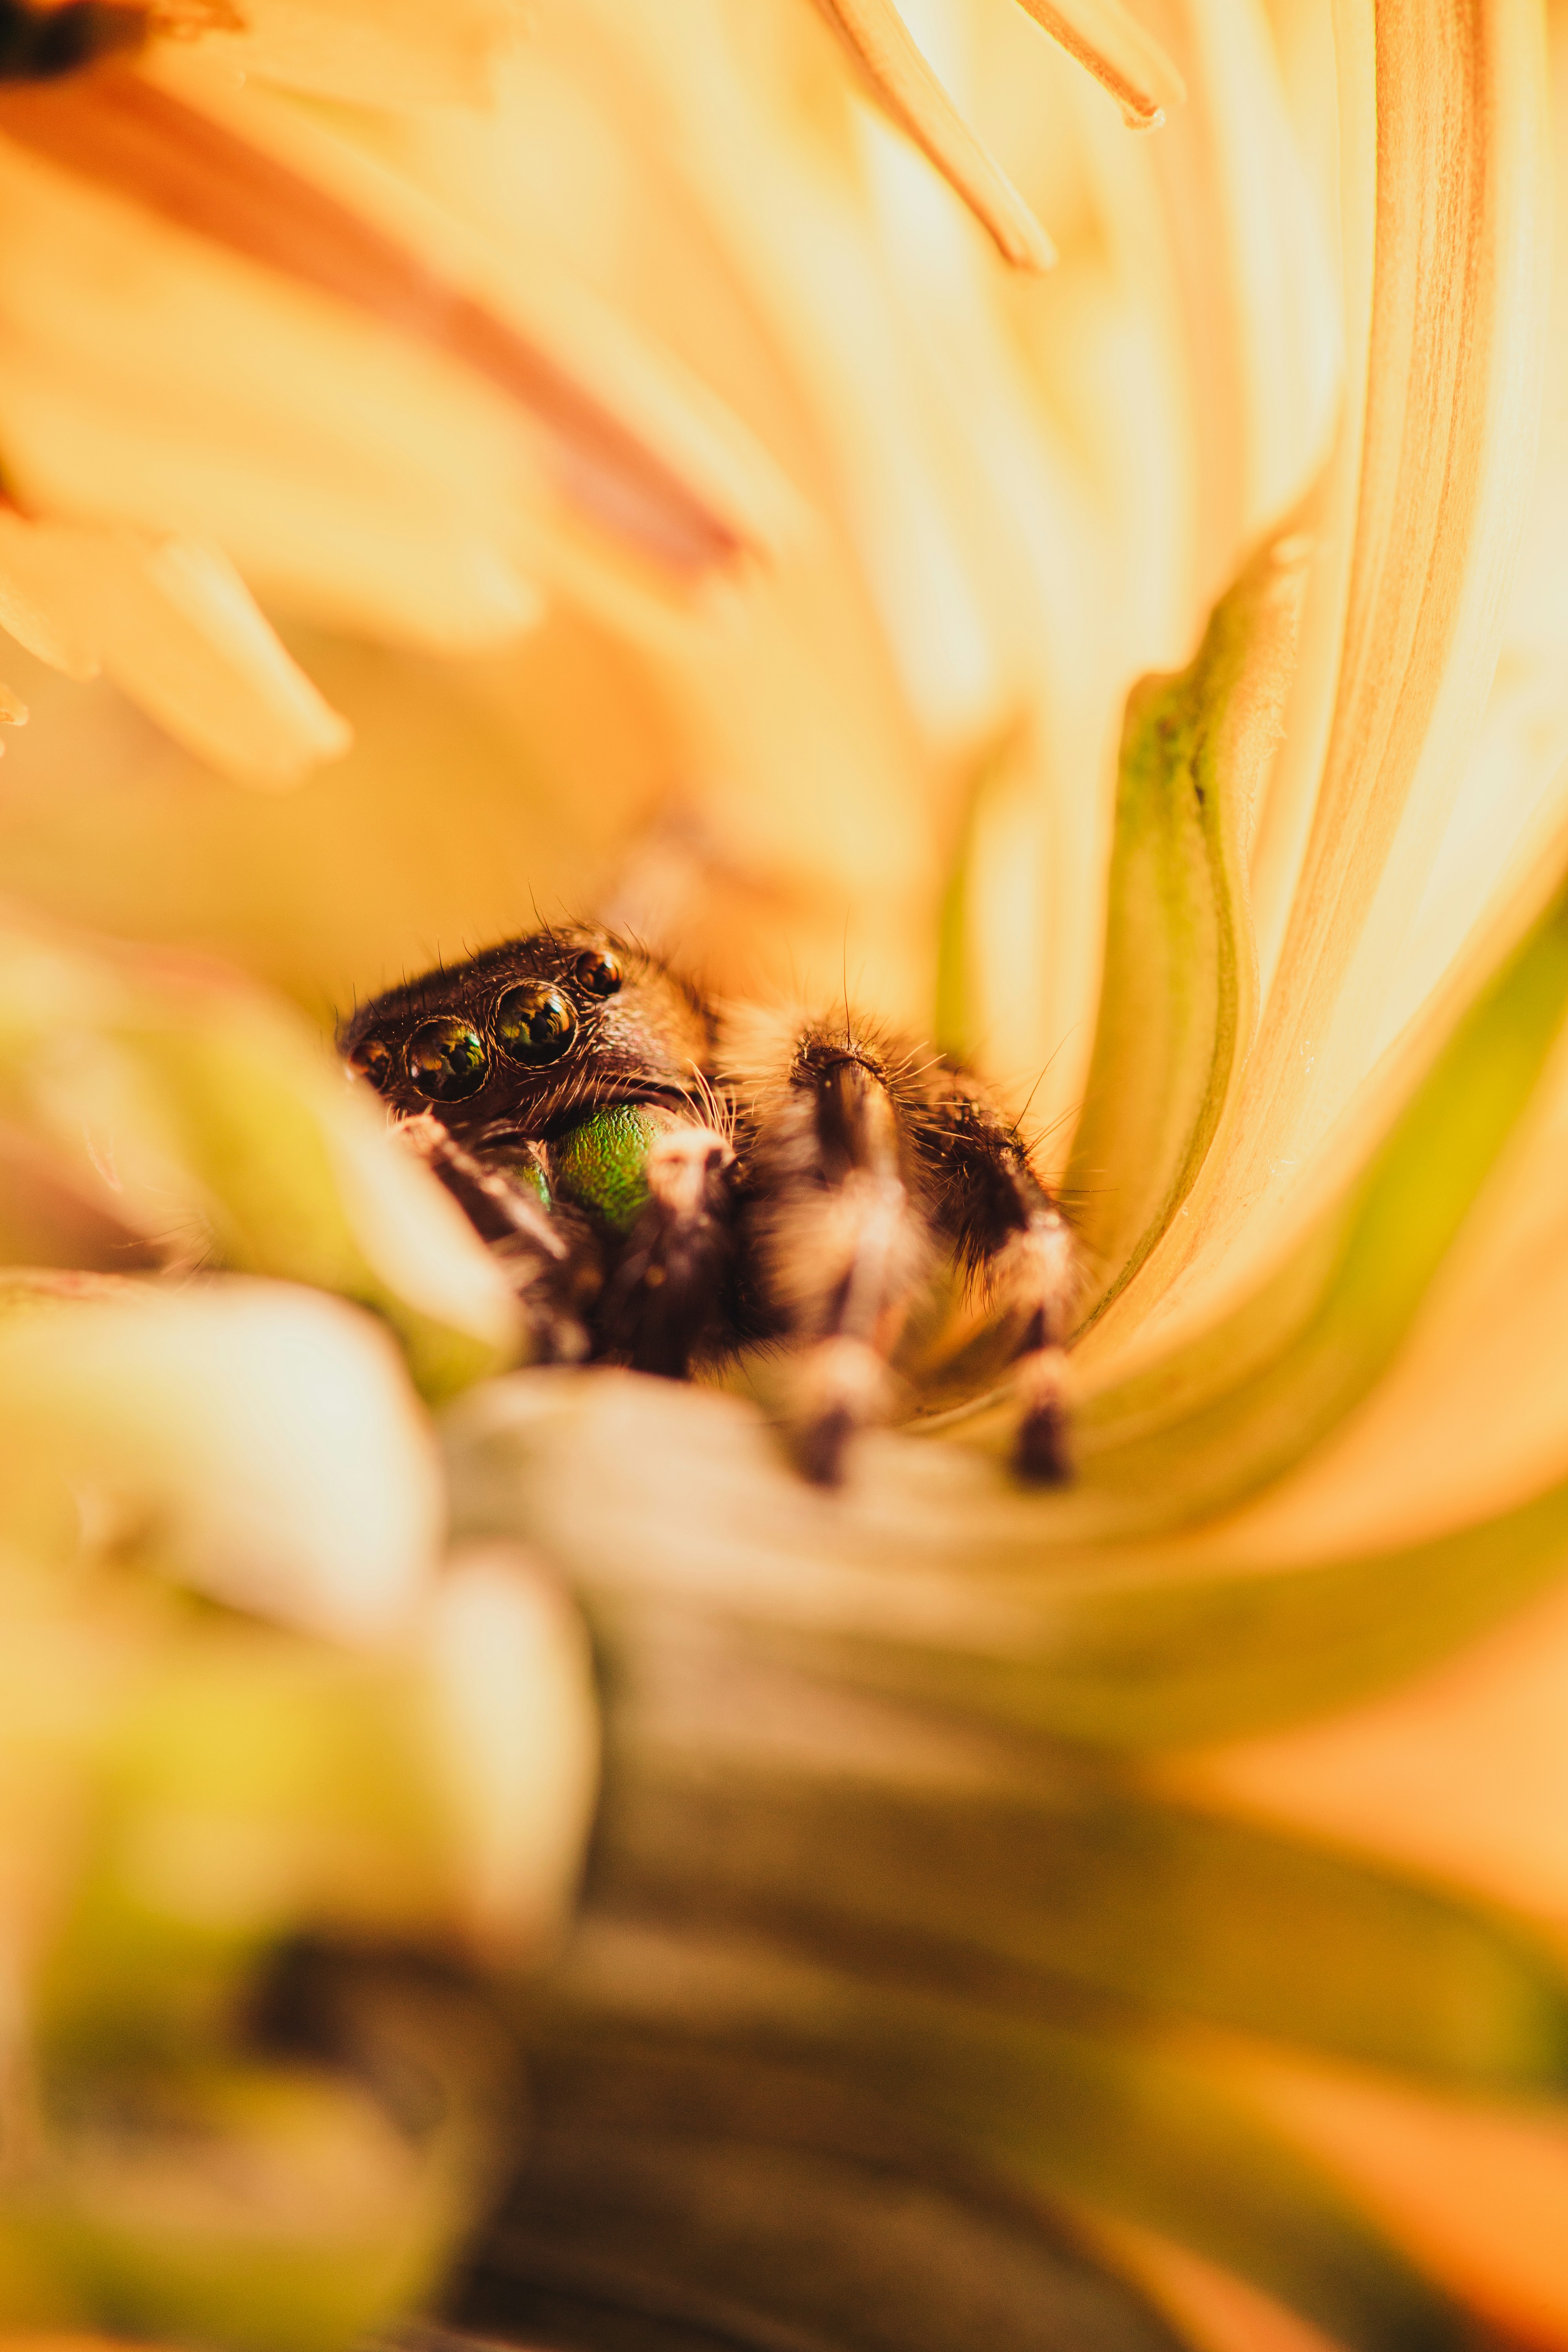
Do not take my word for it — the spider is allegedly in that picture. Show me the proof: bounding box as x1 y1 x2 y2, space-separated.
338 926 1077 1485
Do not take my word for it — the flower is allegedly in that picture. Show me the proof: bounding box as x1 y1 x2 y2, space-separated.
2 0 1568 2348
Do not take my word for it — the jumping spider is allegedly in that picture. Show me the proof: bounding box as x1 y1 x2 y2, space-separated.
338 927 1076 1484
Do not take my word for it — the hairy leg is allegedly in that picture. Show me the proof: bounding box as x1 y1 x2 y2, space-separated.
911 1071 1078 1481
723 1011 937 1484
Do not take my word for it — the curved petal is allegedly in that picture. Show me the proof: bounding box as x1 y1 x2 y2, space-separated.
1066 863 1568 1532
1111 0 1551 1363
1067 521 1308 1321
593 1742 1568 2091
521 1936 1465 2352
443 1363 1568 1753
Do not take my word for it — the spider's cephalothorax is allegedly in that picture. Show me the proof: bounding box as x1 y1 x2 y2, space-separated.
338 927 1077 1485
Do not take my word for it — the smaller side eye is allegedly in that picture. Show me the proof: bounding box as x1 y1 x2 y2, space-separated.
352 1037 394 1091
574 949 622 998
406 1016 489 1101
496 981 578 1065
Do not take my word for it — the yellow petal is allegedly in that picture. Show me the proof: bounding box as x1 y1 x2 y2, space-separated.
0 508 100 679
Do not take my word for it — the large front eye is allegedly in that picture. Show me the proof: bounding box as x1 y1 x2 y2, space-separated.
496 981 578 1065
406 1016 488 1101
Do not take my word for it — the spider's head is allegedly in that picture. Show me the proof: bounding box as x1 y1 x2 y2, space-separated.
336 926 710 1141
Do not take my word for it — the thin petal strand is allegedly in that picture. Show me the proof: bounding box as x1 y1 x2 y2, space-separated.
1009 0 1186 129
812 0 1057 270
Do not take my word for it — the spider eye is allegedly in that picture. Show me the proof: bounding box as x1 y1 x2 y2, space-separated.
496 981 578 1065
352 1037 394 1091
574 948 622 998
405 1016 489 1101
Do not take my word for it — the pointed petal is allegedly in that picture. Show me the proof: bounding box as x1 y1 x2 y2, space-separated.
0 506 353 784
101 532 352 787
0 503 103 678
1240 2054 1568 2349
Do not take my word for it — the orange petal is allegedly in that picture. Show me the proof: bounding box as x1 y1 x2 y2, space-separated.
0 60 757 574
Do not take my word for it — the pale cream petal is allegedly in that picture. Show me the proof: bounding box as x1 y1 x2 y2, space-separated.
811 0 1058 269
0 132 552 652
500 0 1201 1079
87 530 351 788
1171 0 1339 540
